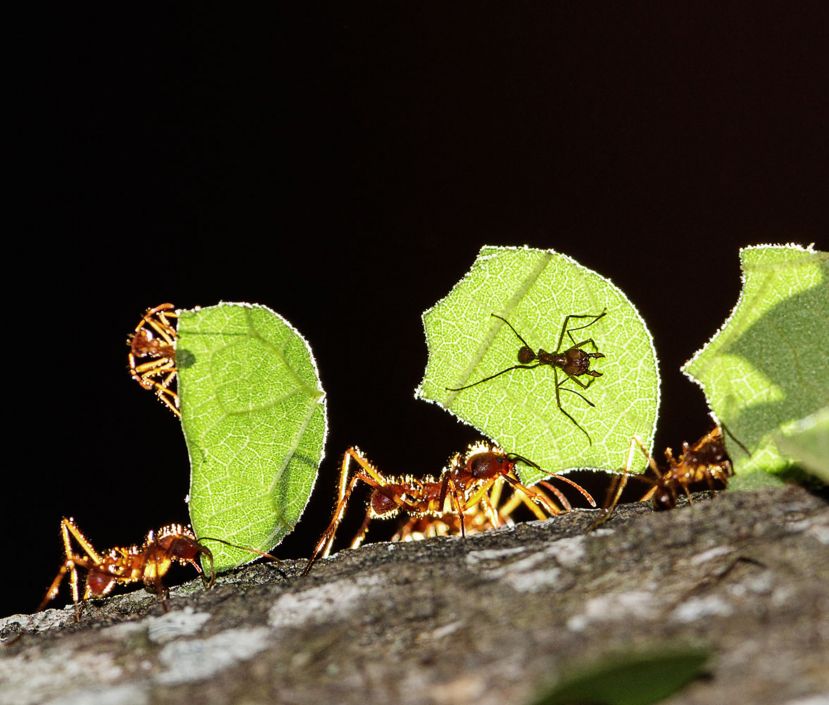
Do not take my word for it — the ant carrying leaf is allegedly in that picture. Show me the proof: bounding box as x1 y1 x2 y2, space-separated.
446 310 607 444
127 303 180 416
591 426 743 528
302 441 595 576
40 518 279 621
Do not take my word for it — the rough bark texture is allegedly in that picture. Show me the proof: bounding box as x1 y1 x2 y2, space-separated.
2 486 827 705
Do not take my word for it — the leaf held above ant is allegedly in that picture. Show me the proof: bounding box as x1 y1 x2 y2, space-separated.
683 244 829 484
416 245 660 484
176 302 327 571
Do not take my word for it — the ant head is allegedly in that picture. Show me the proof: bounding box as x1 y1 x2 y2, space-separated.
653 488 676 511
86 570 117 597
467 452 508 479
371 488 400 517
517 346 535 364
129 328 151 349
462 441 512 479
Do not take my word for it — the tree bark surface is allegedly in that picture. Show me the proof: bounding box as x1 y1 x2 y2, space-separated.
2 485 827 705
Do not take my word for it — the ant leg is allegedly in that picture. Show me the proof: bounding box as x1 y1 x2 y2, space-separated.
38 564 73 612
303 448 391 575
446 363 541 392
479 489 501 527
535 480 571 511
555 310 607 353
145 316 178 346
500 472 562 516
554 369 592 444
514 491 550 519
445 476 467 537
154 385 181 417
540 473 597 508
566 335 606 358
486 477 505 525
590 435 643 529
306 473 363 573
349 505 374 550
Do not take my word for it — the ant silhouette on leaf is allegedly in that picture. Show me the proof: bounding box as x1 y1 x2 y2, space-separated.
446 309 607 444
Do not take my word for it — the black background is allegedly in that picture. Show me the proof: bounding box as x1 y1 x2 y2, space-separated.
6 4 826 618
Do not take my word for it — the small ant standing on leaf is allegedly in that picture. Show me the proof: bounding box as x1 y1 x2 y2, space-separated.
301 440 595 576
592 426 740 528
40 518 278 621
128 303 180 417
446 310 607 444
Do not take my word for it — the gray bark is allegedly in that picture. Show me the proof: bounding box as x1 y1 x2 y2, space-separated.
2 485 827 705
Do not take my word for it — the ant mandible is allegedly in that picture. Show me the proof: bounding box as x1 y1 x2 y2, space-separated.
39 518 214 621
301 440 595 576
127 303 180 417
592 426 737 528
446 310 607 444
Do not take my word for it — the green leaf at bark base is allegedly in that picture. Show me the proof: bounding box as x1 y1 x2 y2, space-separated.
177 303 327 570
417 245 660 484
527 646 711 705
683 244 828 480
775 407 829 484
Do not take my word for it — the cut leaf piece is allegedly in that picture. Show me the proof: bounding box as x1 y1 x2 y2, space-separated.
775 407 829 483
176 303 327 570
684 244 828 479
417 246 660 484
527 646 711 705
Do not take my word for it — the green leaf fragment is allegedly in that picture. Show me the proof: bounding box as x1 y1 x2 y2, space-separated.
683 244 828 479
527 646 711 705
775 406 829 483
177 303 327 570
417 245 660 484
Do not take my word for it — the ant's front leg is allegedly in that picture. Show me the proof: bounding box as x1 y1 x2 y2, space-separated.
566 335 606 357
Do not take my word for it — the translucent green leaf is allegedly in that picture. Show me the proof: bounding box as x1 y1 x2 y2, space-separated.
527 646 711 705
775 407 829 483
683 244 828 480
177 303 327 570
417 246 660 483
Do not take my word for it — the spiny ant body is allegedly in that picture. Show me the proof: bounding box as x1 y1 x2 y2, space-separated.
642 426 733 510
391 476 532 542
127 303 180 416
39 518 214 620
446 310 607 444
302 440 595 575
593 426 735 527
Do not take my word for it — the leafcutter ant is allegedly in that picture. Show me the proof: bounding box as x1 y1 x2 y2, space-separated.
127 303 180 416
39 518 278 621
592 426 737 528
301 440 595 575
446 310 607 444
391 476 538 542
